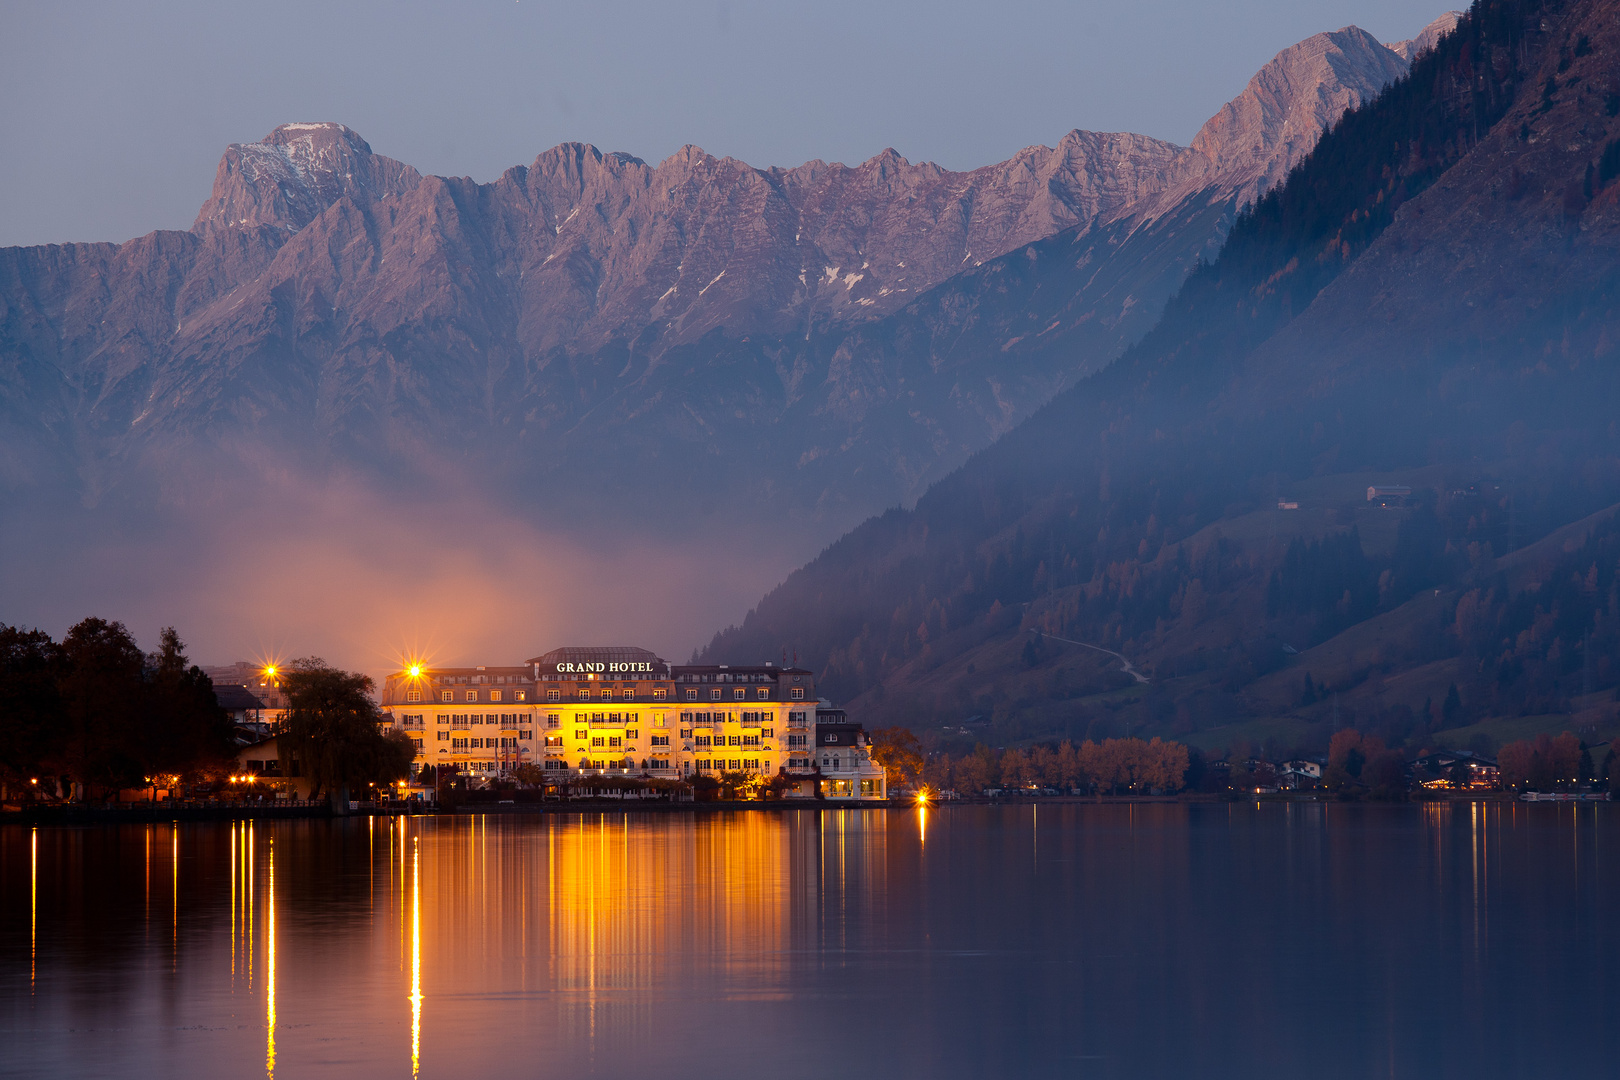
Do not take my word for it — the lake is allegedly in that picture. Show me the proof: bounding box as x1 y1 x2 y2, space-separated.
1 803 1615 1078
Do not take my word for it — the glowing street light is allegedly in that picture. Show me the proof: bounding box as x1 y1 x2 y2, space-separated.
408 664 422 678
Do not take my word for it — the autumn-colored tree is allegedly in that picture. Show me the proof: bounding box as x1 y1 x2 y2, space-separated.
955 744 1000 793
869 726 925 787
1499 732 1582 790
1000 748 1032 788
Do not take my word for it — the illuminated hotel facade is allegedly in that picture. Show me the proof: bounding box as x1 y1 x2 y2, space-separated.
380 646 887 799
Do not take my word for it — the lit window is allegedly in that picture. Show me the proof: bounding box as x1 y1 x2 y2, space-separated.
546 714 560 728
466 691 478 702
756 688 769 700
733 688 745 701
574 729 587 739
609 738 621 748
685 689 698 701
591 737 605 748
710 689 722 701
407 690 422 703
547 689 560 702
652 689 666 701
579 690 591 701
545 737 563 748
627 729 639 739
654 713 666 728
490 690 502 702
516 691 526 701
441 691 453 702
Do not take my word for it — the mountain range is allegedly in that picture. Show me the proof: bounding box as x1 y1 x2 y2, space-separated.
1 16 1452 541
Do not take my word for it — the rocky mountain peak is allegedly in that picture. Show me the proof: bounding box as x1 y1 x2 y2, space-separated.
1188 26 1410 199
192 122 420 234
1386 11 1464 62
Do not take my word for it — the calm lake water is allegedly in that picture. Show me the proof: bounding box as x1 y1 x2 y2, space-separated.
0 803 1615 1079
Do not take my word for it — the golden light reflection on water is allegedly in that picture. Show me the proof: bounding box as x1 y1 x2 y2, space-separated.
265 837 276 1080
410 833 421 1079
29 827 36 993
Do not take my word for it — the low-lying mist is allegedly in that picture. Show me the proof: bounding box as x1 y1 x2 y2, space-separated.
1 456 799 683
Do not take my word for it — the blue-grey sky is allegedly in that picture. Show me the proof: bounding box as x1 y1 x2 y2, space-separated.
2 0 1447 249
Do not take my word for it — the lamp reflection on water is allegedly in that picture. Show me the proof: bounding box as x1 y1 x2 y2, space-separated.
29 827 37 993
410 833 421 1079
265 836 275 1080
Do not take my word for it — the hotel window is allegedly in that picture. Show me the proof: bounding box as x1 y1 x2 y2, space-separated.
695 736 711 748
761 727 773 737
547 689 560 702
520 730 533 740
579 690 591 701
515 691 526 701
622 689 635 701
729 759 742 770
608 738 621 748
789 711 807 725
466 691 478 702
652 689 666 700
591 737 605 748
441 691 453 702
744 758 759 770
407 690 422 703
790 688 804 700
654 713 667 728
627 729 639 739
756 688 769 700
452 738 467 750
546 714 561 728
685 689 698 701
490 690 502 702
470 739 482 749
787 734 807 746
437 731 449 741
411 738 423 750
742 736 760 747
574 729 587 739
728 735 742 746
733 688 745 701
545 736 563 748
710 689 722 701
651 736 669 747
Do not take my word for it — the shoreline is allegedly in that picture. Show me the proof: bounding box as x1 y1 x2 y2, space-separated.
0 790 1565 826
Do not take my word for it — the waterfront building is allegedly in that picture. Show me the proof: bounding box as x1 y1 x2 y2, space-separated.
380 646 886 799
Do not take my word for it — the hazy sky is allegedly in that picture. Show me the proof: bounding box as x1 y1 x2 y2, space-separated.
3 0 1448 249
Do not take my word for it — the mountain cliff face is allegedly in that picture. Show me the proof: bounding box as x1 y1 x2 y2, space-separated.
700 0 1620 754
0 21 1425 536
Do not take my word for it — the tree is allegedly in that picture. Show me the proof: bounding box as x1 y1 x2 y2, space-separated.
143 627 235 785
57 618 148 794
869 726 924 787
510 763 548 787
0 626 63 795
279 658 410 808
1442 684 1463 726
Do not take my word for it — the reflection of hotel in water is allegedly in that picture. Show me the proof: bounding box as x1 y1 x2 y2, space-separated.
381 646 887 799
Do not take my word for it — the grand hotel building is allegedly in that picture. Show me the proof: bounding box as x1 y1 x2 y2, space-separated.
380 646 887 799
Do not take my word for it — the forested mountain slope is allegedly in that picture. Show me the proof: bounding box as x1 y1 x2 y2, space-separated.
699 0 1620 756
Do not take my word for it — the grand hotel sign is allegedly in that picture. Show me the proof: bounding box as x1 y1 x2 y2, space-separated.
553 661 657 674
